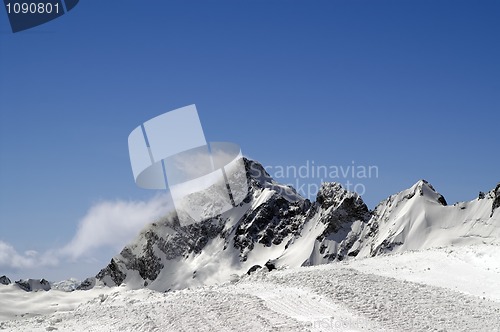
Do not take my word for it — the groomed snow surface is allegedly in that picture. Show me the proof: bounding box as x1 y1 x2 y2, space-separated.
1 244 500 331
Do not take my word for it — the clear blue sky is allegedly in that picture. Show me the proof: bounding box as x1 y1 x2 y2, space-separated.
0 0 499 280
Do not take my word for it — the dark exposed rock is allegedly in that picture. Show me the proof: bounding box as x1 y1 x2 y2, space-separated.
15 279 51 292
373 239 404 255
427 182 447 206
76 277 96 290
156 216 225 259
317 195 370 240
96 258 126 286
245 158 275 189
0 275 11 285
347 249 359 257
315 183 370 262
247 265 262 275
437 195 447 206
317 182 353 210
264 260 276 272
14 280 29 291
119 234 164 282
232 193 306 260
97 213 226 286
492 183 500 217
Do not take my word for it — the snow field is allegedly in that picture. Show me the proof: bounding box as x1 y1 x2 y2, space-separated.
2 244 500 331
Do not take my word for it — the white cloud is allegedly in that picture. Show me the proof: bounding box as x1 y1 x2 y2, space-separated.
24 250 38 258
0 194 174 275
61 193 173 260
0 241 58 270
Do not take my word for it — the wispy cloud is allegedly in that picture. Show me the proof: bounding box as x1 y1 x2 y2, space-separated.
0 194 173 275
0 241 58 270
61 194 173 260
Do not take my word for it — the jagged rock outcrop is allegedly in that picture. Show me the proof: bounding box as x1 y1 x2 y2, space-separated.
76 277 96 291
0 275 11 285
492 183 500 217
232 192 309 260
96 258 126 287
15 279 51 292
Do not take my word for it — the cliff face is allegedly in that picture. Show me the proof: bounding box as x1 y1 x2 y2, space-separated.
492 183 500 217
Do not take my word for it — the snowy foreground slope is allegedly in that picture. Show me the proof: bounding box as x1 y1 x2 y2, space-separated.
1 244 500 331
96 158 500 291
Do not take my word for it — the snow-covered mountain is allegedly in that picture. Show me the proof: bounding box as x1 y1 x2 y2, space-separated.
351 180 500 257
96 158 500 291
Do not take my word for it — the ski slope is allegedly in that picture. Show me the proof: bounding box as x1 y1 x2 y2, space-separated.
1 244 499 331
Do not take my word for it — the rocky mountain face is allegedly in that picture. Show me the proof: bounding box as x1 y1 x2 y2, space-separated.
0 276 54 292
14 279 51 292
0 276 11 285
492 183 500 217
96 159 500 291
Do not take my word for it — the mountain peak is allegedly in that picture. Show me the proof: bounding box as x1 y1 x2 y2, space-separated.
409 179 447 206
316 182 360 210
412 179 432 190
243 157 274 188
243 157 303 202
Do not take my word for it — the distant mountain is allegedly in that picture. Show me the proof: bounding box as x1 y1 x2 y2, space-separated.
96 158 500 291
14 279 51 292
0 276 11 285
